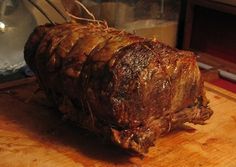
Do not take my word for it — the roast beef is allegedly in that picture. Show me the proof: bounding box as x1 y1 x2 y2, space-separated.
24 22 213 154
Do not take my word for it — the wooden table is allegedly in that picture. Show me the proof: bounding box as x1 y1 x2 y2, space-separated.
0 80 236 167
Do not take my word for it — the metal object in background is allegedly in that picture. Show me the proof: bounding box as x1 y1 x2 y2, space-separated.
198 62 236 82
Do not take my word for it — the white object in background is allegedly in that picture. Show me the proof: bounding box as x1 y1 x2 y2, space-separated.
100 2 116 27
0 0 37 75
122 19 178 47
115 2 134 27
0 21 5 32
100 2 134 27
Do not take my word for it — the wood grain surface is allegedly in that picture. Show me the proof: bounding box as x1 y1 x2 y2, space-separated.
0 81 235 167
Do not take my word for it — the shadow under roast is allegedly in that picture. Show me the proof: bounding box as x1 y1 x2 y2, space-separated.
0 82 195 165
0 83 135 165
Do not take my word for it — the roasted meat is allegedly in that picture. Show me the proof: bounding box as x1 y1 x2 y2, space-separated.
24 22 213 154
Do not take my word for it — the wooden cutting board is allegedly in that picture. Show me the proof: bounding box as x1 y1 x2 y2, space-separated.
0 80 236 167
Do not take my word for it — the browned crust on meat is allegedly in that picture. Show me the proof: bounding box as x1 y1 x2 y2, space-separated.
24 23 213 154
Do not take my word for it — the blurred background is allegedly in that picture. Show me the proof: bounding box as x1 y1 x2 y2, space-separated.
0 0 235 92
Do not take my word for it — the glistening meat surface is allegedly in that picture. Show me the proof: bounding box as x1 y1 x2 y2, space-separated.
24 23 213 154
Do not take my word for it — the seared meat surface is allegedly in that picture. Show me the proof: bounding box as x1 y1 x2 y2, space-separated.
24 23 213 154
